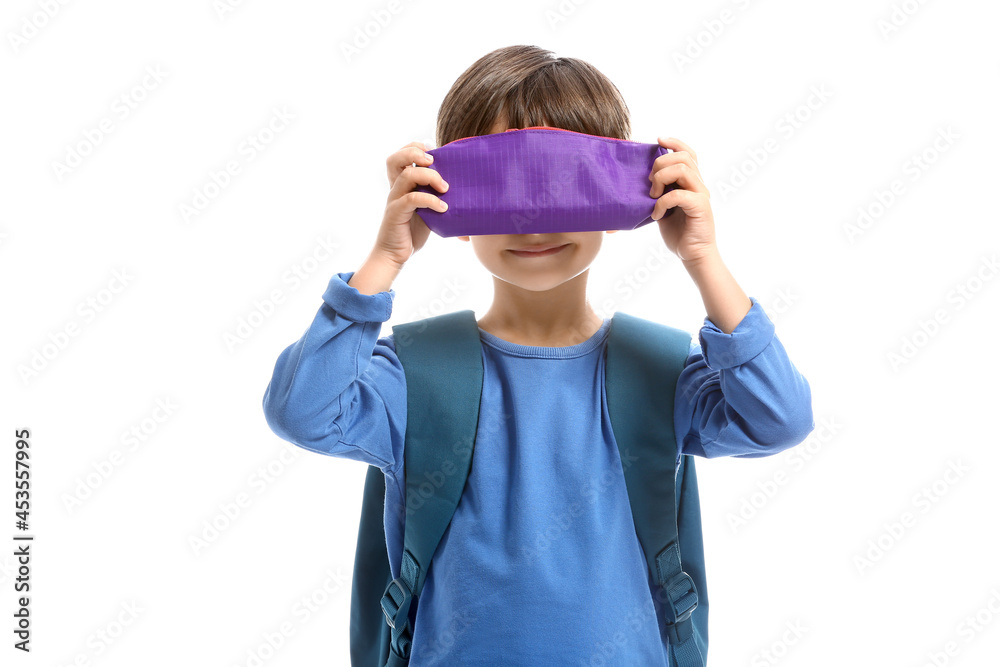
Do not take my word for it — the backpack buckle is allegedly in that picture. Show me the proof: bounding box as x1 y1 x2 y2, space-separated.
380 577 413 631
662 570 699 643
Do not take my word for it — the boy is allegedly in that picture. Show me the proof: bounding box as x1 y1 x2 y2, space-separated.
263 45 814 665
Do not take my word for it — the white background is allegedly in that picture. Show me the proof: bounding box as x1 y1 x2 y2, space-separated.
3 0 999 665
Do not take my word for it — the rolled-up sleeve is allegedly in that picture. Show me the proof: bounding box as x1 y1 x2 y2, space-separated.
262 270 407 478
673 296 815 459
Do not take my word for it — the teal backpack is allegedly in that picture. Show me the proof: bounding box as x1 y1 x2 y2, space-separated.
349 309 708 666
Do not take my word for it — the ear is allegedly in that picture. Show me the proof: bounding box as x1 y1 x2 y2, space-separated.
457 235 470 242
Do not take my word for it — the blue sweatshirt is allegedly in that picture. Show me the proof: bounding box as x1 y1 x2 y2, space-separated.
262 270 814 666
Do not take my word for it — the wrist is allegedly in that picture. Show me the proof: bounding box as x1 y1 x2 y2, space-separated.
370 251 405 275
681 247 752 334
681 245 722 276
349 253 402 295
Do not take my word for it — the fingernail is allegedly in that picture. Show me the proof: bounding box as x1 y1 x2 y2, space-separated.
425 153 433 161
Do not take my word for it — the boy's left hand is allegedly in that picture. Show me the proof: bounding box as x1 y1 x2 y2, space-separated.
649 137 716 264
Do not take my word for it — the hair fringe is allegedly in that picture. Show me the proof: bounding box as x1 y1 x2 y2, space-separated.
435 45 631 147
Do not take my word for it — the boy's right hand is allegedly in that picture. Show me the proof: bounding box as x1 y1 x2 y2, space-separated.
374 142 449 268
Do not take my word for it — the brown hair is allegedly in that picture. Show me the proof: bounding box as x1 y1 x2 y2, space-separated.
435 45 631 147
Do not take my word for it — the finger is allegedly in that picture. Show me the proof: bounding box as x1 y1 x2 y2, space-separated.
387 144 435 185
651 188 702 221
649 149 699 181
390 164 449 198
656 136 698 164
649 163 708 198
391 190 449 217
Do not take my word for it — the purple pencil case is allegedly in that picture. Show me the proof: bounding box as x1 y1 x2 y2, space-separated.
413 126 676 237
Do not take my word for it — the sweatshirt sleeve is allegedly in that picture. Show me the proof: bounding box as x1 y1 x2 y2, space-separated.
673 296 815 459
261 270 407 479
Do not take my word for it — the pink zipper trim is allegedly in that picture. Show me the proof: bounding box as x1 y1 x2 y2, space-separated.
504 126 632 141
439 125 641 147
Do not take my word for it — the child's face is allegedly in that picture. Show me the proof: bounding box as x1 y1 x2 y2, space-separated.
454 118 617 291
456 229 616 292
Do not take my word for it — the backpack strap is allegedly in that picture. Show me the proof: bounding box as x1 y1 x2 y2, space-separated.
606 311 707 667
380 310 484 667
350 465 393 667
675 451 709 660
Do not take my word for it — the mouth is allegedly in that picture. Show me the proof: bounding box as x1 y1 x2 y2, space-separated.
507 243 569 258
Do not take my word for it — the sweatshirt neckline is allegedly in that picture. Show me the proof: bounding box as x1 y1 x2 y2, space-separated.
477 318 612 359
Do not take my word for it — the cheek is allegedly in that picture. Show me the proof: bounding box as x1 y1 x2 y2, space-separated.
471 243 505 269
573 241 602 261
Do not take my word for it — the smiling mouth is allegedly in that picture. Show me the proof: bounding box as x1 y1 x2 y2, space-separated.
507 244 569 258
